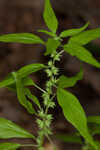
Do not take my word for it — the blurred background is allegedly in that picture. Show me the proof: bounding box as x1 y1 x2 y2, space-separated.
0 0 100 149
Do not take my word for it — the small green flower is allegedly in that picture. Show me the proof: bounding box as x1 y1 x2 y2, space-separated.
51 51 57 58
54 53 61 61
51 77 57 84
46 80 53 87
51 67 59 75
37 119 44 129
46 114 53 121
45 69 52 77
42 92 49 100
38 110 45 118
46 87 52 94
48 61 53 67
48 101 55 108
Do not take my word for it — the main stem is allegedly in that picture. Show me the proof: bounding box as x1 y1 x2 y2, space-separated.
36 51 60 150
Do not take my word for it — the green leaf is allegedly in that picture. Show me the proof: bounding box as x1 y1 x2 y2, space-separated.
7 84 16 92
0 118 34 138
7 77 35 92
95 141 100 150
17 63 46 78
0 33 44 44
24 88 40 108
58 65 83 88
0 73 14 88
69 28 100 45
83 141 100 150
60 22 89 38
16 81 35 114
57 88 96 148
0 63 45 89
43 0 58 33
89 141 100 150
38 29 56 37
56 134 82 144
12 72 35 114
64 43 100 68
45 38 60 56
6 77 40 110
0 143 21 150
22 76 35 86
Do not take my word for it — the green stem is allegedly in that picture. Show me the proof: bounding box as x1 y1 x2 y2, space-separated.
45 93 56 114
33 83 46 93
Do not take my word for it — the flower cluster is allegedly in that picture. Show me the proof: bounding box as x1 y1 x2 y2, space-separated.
36 51 62 148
